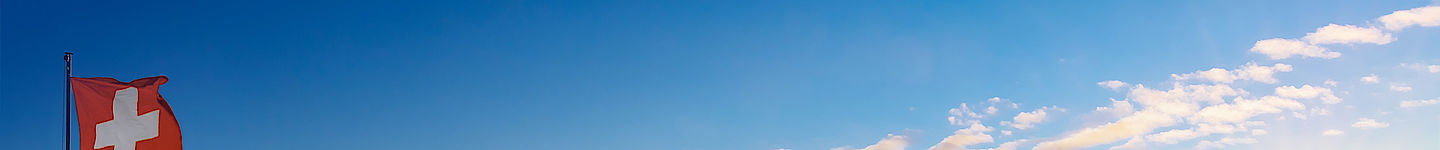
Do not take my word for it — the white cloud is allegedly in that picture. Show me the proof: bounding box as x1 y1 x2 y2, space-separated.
1098 80 1129 91
1274 85 1344 104
1361 74 1380 84
1061 85 1285 149
1351 118 1391 129
1400 63 1440 73
1400 97 1440 108
1140 123 1255 145
951 98 1023 125
1250 6 1439 61
1131 84 1244 114
1010 107 1059 130
1108 136 1146 150
1095 99 1136 118
1145 129 1201 144
1299 108 1331 121
986 139 1030 150
1033 110 1178 150
1303 24 1393 45
816 5 1440 150
1172 63 1293 84
833 134 909 150
1194 141 1225 150
948 103 984 125
1322 129 1345 136
1035 84 1241 150
1191 96 1305 124
1379 6 1440 31
1139 123 1256 146
1389 83 1413 92
1250 38 1337 59
1310 108 1331 116
1194 137 1258 150
929 123 995 150
1292 112 1309 120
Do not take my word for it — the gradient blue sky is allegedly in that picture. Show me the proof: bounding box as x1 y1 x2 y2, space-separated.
3 0 1439 150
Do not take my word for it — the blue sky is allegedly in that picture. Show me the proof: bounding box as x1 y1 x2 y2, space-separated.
3 0 1439 150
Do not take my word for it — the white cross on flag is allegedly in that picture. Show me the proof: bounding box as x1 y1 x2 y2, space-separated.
72 76 183 150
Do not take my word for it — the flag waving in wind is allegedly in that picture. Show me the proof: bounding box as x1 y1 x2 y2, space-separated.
71 76 183 150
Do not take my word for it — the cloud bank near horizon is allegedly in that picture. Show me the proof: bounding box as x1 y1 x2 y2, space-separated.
829 5 1440 150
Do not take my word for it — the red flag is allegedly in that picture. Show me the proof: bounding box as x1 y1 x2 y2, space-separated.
71 76 183 150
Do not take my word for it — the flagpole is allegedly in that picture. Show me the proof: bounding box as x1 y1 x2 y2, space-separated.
64 52 72 150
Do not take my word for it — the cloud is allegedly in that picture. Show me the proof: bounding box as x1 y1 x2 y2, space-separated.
1249 38 1338 59
929 123 995 150
1390 83 1413 92
1399 63 1440 73
1034 84 1242 150
1193 141 1224 149
1108 136 1146 150
826 5 1440 150
1095 99 1136 118
1250 6 1438 60
986 139 1030 150
1172 63 1293 84
1274 85 1344 104
833 134 909 150
1141 122 1259 146
1010 106 1060 130
1194 137 1259 150
1361 74 1380 84
950 97 1022 125
1191 96 1305 124
1379 5 1440 31
1309 108 1331 116
1322 129 1345 136
1351 118 1391 129
1032 110 1179 150
1130 84 1246 115
1145 129 1201 144
1400 97 1440 108
1098 80 1129 91
948 103 984 125
1045 83 1287 149
1303 24 1393 45
1292 112 1309 120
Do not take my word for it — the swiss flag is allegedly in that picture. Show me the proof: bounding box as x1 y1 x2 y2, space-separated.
72 76 183 150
